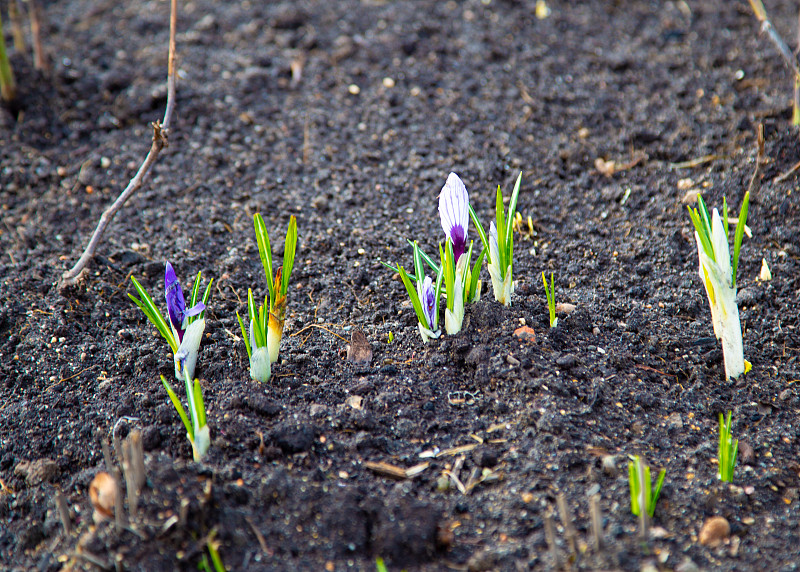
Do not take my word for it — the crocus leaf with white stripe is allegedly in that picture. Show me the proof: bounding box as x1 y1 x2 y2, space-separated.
160 366 210 462
470 172 522 306
687 192 751 380
398 241 442 343
236 288 271 382
253 214 298 363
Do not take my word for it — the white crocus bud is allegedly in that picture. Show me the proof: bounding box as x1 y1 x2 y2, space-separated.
191 425 210 463
488 222 513 306
174 318 205 380
248 319 272 382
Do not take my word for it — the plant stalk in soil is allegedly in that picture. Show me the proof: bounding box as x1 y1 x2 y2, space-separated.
687 192 750 380
237 289 271 383
543 271 557 328
0 11 17 103
628 455 665 518
160 367 210 463
718 411 739 482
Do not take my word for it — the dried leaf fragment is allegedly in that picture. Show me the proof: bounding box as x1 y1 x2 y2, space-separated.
346 330 372 364
89 472 117 522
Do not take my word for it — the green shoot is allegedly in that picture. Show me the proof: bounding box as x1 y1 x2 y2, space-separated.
253 214 298 363
718 411 739 482
128 275 178 353
161 367 209 462
628 455 666 518
470 172 523 306
376 558 388 572
0 11 16 103
398 241 443 339
542 271 557 328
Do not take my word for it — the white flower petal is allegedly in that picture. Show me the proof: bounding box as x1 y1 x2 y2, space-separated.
174 318 205 380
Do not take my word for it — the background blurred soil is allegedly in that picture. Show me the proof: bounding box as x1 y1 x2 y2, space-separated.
1 0 800 570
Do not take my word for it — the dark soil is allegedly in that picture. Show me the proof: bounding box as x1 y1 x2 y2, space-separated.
2 0 800 570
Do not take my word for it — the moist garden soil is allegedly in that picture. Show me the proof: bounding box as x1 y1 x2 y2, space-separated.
2 0 800 570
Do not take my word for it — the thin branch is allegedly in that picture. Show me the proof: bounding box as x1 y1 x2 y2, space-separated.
28 0 46 71
749 0 800 81
60 0 178 288
747 123 765 196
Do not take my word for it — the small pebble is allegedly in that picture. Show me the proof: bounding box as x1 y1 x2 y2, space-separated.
699 516 730 547
601 455 617 476
348 84 360 95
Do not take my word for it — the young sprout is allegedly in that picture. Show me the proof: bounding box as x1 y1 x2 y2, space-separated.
0 12 16 103
254 214 298 364
160 366 210 462
398 241 443 343
718 411 739 482
440 239 473 335
628 455 666 518
236 289 271 383
470 172 523 306
687 192 751 380
129 262 212 380
542 271 557 328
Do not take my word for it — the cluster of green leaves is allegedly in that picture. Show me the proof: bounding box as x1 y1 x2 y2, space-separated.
398 241 443 330
254 213 297 309
236 289 268 358
128 271 211 354
470 172 522 280
718 411 739 482
687 192 750 290
160 367 208 462
628 456 666 518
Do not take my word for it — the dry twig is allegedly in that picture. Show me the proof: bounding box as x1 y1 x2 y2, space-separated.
60 0 178 288
749 0 800 81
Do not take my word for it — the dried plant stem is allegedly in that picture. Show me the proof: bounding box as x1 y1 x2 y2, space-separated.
749 0 800 81
747 124 765 196
55 490 72 535
556 493 577 557
544 512 560 568
60 0 178 288
9 0 26 53
589 494 603 551
28 0 46 71
122 431 145 520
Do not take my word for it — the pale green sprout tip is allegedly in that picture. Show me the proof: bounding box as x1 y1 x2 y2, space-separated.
628 455 665 518
542 271 557 328
237 288 271 382
718 411 739 482
161 367 209 462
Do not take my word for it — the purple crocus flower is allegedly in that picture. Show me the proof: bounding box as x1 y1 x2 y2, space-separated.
165 262 205 342
438 172 469 264
420 275 436 330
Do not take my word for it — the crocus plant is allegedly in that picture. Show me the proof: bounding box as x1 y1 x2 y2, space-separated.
398 241 443 342
687 192 750 381
160 366 210 462
236 289 271 383
470 172 522 306
438 172 484 333
253 214 297 364
129 262 212 380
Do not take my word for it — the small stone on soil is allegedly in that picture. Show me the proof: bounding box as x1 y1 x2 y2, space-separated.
699 516 730 547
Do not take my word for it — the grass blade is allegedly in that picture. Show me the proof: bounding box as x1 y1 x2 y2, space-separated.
731 192 750 290
281 215 298 297
161 375 192 438
236 311 251 358
254 214 274 300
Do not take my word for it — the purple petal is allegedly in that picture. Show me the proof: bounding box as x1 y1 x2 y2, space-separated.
185 301 205 318
421 275 436 329
438 173 469 260
165 262 187 339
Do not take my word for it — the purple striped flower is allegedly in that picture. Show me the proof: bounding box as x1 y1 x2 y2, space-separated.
438 172 469 264
165 262 205 342
420 275 436 330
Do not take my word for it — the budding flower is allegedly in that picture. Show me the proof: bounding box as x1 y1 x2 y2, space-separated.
165 262 206 380
438 172 470 264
